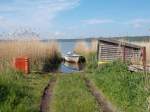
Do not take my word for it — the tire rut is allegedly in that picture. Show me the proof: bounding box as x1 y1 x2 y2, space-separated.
82 76 117 112
40 75 57 112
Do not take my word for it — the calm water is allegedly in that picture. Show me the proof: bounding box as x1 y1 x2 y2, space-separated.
58 40 91 54
58 40 88 73
44 40 90 73
59 62 85 73
58 41 76 54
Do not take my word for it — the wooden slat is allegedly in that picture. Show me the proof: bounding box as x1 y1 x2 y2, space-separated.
98 40 142 63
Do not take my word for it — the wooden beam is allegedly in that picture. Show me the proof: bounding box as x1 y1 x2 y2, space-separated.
142 47 146 71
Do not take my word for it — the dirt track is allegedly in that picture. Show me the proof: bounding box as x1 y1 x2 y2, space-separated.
39 74 117 112
40 76 57 112
83 76 116 112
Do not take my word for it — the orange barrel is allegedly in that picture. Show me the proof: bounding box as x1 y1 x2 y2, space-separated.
13 57 30 74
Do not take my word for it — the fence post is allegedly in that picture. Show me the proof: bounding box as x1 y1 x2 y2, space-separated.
97 40 100 61
123 46 126 62
142 47 146 71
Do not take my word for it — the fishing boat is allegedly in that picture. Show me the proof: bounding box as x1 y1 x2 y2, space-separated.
63 52 86 63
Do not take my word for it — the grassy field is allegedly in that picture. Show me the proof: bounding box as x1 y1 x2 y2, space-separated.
51 74 100 112
0 69 51 112
0 39 149 112
86 61 150 112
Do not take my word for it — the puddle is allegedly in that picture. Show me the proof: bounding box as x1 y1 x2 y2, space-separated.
59 61 85 73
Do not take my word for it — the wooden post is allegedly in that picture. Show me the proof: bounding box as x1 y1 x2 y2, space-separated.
142 47 146 71
123 47 126 62
97 40 101 67
97 40 99 61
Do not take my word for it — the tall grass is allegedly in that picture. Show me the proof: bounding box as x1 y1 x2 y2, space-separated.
0 40 61 71
0 69 51 112
74 41 90 55
74 40 98 72
86 61 150 112
74 39 98 56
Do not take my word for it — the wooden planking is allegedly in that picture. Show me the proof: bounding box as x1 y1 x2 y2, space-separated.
100 42 122 61
98 41 142 62
98 38 143 49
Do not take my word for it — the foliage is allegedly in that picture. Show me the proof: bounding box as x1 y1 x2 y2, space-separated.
42 52 61 72
0 69 50 112
87 61 150 112
85 52 98 72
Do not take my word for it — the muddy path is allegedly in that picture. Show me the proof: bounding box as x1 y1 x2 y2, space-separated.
82 76 117 112
40 75 57 112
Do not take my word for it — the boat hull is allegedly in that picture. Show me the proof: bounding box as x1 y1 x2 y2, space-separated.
64 56 86 63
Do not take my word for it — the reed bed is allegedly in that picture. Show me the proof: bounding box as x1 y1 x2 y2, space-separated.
74 41 90 55
0 40 61 71
74 39 98 55
74 40 98 69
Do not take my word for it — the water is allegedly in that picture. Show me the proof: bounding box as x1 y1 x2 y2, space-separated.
43 40 90 73
59 62 85 73
58 40 91 54
58 40 87 73
59 41 76 54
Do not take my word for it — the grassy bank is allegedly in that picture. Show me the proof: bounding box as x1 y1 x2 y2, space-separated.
0 39 62 111
0 69 50 112
0 39 149 112
51 74 100 112
86 62 150 112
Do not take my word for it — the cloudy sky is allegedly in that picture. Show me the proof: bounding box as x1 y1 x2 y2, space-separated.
0 0 150 39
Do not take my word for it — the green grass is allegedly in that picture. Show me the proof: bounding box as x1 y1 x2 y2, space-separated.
1 52 149 112
0 69 51 112
51 74 100 112
86 61 150 112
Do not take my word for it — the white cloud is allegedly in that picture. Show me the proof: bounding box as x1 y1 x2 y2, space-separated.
125 19 150 28
0 16 17 30
83 19 114 25
30 0 80 25
0 0 80 31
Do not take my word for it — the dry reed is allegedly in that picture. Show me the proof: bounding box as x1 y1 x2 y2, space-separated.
91 39 98 52
74 39 98 55
0 39 61 71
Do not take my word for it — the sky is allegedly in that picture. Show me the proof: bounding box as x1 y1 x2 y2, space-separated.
0 0 150 39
